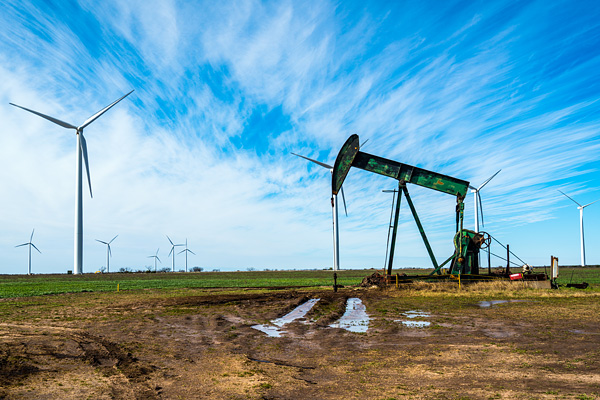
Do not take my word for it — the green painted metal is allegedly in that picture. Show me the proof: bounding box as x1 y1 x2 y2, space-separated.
331 134 473 276
351 152 470 198
332 134 360 195
386 182 403 276
402 185 440 274
332 135 469 198
450 229 484 275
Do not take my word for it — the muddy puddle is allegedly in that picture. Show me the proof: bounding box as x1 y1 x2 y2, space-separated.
329 298 370 333
252 298 320 337
477 300 529 308
396 310 431 328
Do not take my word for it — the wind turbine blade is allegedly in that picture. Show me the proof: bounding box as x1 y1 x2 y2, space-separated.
168 247 174 257
340 186 348 217
96 239 108 245
178 249 185 255
189 250 196 255
156 256 161 263
79 133 93 198
10 103 78 129
166 236 174 246
31 243 41 253
79 90 134 129
30 229 35 242
155 248 160 256
558 190 582 207
291 153 332 169
108 245 112 257
468 185 477 190
15 243 28 248
360 138 369 148
478 169 501 191
582 199 599 208
109 235 118 244
478 192 485 227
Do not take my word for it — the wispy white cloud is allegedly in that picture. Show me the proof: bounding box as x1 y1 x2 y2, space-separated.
0 0 599 274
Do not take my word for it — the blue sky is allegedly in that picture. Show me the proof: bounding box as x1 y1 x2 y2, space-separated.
0 0 599 274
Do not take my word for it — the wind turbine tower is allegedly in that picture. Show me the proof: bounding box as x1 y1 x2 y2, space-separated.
148 248 161 272
96 235 118 273
167 236 184 272
559 190 598 266
10 90 134 274
178 239 196 272
470 170 501 233
16 229 41 275
291 153 348 271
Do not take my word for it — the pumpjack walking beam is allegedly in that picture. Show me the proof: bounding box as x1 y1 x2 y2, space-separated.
332 134 471 274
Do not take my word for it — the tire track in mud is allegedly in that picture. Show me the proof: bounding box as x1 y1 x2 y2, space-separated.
0 323 158 399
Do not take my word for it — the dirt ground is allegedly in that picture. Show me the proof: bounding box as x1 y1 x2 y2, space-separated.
1 286 599 399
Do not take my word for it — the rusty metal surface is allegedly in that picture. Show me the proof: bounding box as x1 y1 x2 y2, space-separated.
352 151 470 198
332 134 360 195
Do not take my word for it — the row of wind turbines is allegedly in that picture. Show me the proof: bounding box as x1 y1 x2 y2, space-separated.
9 90 597 274
15 232 196 274
293 150 597 269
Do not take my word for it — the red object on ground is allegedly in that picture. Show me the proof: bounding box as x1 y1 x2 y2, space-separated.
510 273 523 281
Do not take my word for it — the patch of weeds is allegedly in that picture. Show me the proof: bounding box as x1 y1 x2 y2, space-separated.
575 395 594 400
545 390 559 395
258 383 272 389
237 371 254 377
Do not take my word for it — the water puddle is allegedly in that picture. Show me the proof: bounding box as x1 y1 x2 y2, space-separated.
252 298 320 337
401 320 431 328
396 310 431 328
477 300 528 308
329 298 370 333
251 324 286 337
272 298 320 327
403 310 430 318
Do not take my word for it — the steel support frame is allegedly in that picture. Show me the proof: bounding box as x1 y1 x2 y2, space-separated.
386 183 443 276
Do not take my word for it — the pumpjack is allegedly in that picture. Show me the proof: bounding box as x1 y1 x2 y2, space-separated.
332 134 490 276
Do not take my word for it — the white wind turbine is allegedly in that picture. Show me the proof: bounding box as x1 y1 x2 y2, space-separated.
292 152 348 271
558 190 598 267
469 170 501 233
167 236 184 272
178 239 196 272
10 90 134 274
148 248 161 272
16 229 41 275
96 235 118 273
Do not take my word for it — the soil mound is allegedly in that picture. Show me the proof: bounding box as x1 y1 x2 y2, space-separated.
360 272 387 287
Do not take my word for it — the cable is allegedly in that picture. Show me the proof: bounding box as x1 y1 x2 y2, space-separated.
489 234 528 266
489 251 521 267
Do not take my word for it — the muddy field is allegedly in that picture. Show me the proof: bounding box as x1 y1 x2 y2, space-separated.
1 285 599 399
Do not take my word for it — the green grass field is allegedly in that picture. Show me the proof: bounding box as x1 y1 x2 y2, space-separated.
1 266 598 299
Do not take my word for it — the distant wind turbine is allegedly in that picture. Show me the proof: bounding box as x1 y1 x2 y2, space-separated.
178 239 196 272
10 90 134 274
291 153 349 271
16 229 41 275
558 190 598 267
167 236 184 272
148 248 161 272
96 235 118 273
469 170 501 233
